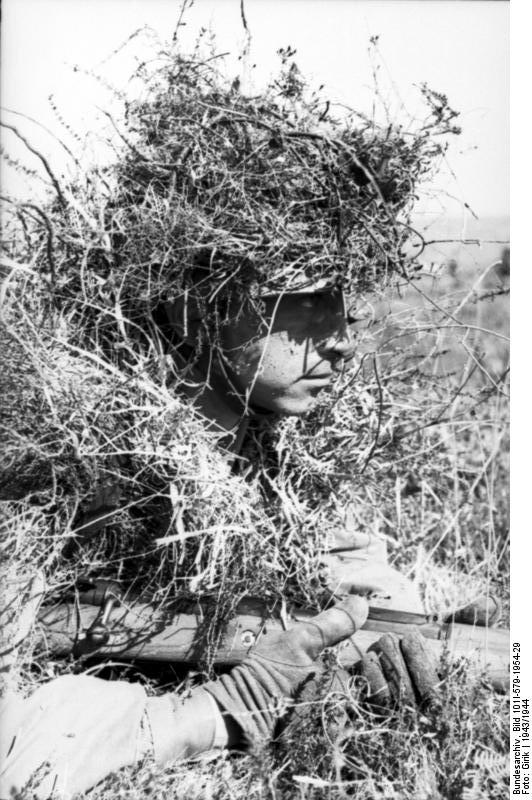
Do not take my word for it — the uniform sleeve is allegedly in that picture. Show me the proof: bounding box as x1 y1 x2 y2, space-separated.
0 676 147 799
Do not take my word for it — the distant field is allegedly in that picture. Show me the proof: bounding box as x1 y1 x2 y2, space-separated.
365 213 510 384
414 213 509 273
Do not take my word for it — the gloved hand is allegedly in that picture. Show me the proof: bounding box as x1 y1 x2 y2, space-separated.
321 529 423 614
359 630 440 709
358 594 502 710
204 595 368 745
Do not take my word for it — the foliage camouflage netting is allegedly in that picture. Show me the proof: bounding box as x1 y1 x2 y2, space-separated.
0 41 482 677
3 46 459 350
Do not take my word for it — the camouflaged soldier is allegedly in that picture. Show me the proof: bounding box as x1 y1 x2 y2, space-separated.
0 47 498 799
0 274 451 798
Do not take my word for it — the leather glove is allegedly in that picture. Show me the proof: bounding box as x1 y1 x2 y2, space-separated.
359 630 440 709
359 594 502 710
204 596 368 746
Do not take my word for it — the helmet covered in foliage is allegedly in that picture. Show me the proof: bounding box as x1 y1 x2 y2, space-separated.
18 46 456 361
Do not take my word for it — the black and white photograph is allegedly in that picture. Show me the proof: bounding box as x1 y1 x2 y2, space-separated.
0 1 512 798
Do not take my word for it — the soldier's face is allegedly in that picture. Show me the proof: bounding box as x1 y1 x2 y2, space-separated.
221 289 356 416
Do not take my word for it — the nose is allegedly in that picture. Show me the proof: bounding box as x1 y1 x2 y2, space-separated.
316 323 356 365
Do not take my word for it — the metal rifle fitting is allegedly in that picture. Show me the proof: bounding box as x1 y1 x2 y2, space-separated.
77 579 124 647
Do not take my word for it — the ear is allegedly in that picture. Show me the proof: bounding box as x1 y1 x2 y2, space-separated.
164 291 204 345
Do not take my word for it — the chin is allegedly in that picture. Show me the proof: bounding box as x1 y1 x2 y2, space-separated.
277 406 312 418
265 395 319 417
249 385 324 417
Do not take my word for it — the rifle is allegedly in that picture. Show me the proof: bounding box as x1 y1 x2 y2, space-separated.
37 580 509 691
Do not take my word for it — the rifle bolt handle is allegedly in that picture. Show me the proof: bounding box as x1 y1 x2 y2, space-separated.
86 623 110 645
84 597 117 646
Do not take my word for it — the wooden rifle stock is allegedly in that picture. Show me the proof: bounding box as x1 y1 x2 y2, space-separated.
36 589 509 691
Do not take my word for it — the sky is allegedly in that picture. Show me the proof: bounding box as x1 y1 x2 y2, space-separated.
1 0 509 227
